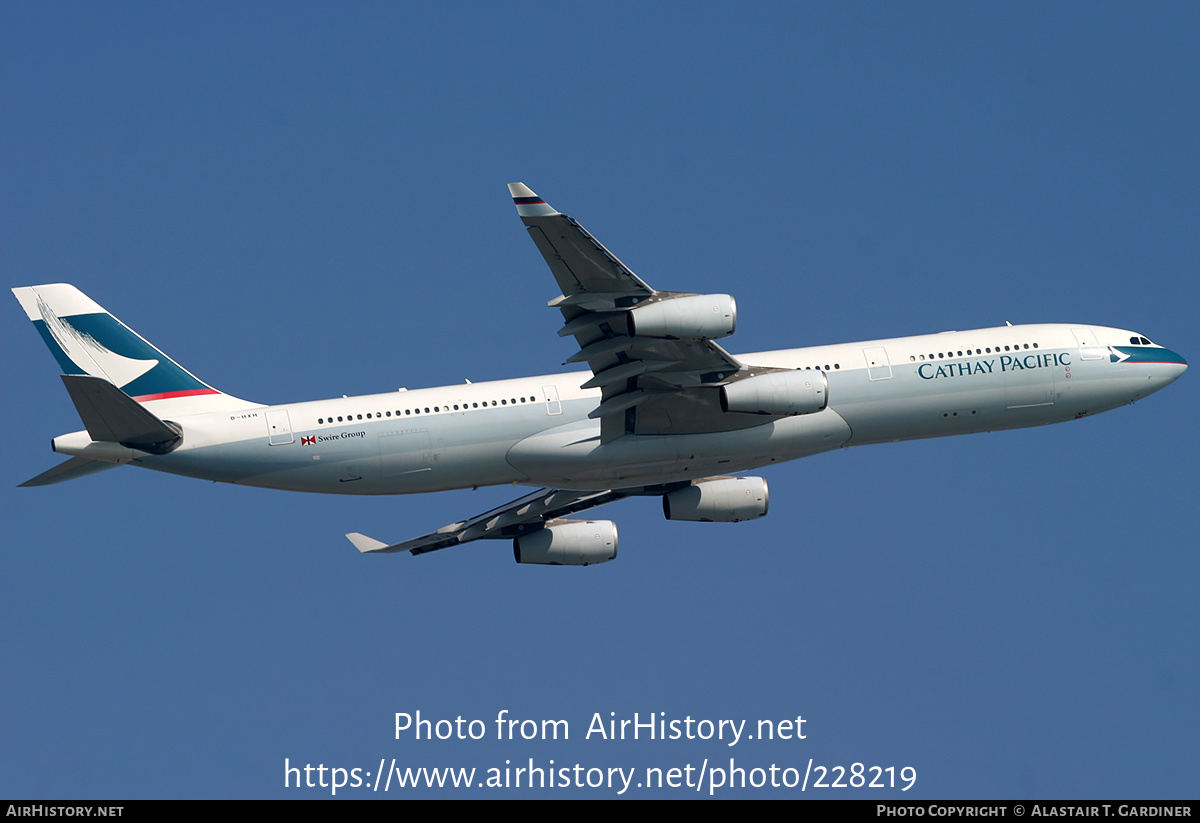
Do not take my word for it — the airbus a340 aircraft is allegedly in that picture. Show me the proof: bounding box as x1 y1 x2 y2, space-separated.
14 184 1187 565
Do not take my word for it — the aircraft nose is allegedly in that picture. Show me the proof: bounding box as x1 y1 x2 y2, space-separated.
1124 346 1186 403
1161 347 1186 377
1150 347 1187 387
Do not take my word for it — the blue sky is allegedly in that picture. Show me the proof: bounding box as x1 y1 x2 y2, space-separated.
3 3 1197 798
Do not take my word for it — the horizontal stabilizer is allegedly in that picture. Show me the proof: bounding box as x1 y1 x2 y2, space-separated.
19 456 120 487
61 374 182 455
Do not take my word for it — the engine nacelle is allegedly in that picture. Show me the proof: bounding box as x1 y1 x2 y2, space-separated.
720 369 827 416
663 476 770 522
628 294 737 340
513 520 618 566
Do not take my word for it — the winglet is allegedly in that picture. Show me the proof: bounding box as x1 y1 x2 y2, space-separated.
346 532 390 553
508 182 559 218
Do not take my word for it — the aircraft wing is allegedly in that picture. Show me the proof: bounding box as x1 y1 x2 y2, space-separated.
509 183 764 442
345 486 646 555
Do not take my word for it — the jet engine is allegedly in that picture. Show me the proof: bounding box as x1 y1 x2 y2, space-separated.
628 294 737 340
662 476 770 522
513 520 619 566
720 369 827 416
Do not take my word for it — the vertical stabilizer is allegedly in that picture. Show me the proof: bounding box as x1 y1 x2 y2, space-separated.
12 284 261 416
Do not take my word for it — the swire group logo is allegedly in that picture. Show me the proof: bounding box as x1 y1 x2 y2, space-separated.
301 436 316 445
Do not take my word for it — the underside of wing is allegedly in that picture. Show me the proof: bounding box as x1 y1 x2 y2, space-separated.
344 484 676 565
509 183 800 442
346 487 629 555
345 475 771 565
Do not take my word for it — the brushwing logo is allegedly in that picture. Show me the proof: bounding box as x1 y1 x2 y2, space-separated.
37 295 158 388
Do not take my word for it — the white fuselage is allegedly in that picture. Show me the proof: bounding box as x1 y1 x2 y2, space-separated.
50 323 1186 494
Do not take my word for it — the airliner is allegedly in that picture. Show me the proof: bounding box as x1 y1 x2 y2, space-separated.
13 184 1187 565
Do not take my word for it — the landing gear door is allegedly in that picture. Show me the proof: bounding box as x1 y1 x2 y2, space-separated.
265 409 294 445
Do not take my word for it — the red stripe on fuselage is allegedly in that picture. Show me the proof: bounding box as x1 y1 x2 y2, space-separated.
132 388 221 402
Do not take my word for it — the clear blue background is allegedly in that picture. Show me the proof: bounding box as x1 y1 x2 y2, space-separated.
3 2 1197 798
